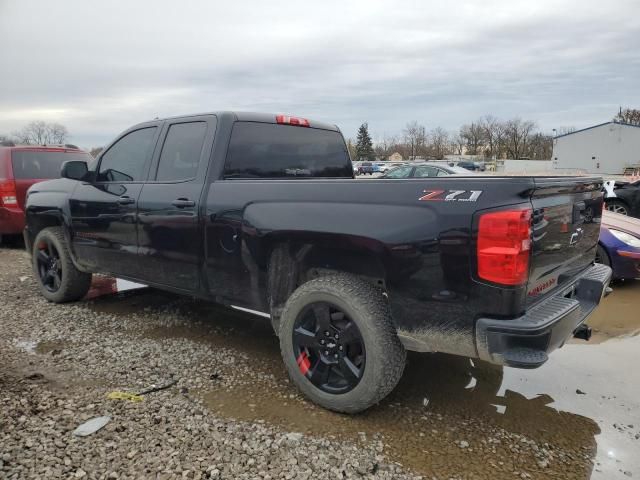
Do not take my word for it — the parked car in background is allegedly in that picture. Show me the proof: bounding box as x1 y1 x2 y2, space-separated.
381 162 473 178
0 143 92 244
376 163 390 174
357 161 374 175
603 179 640 218
454 160 479 171
596 210 640 280
377 162 406 174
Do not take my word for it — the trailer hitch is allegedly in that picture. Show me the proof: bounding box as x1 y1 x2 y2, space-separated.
573 324 592 341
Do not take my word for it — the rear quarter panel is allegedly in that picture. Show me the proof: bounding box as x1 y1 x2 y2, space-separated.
204 177 536 357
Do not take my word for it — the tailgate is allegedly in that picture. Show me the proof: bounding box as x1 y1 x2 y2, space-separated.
527 177 603 305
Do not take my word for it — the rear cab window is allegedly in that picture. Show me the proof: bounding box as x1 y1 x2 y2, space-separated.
223 122 352 179
11 150 92 179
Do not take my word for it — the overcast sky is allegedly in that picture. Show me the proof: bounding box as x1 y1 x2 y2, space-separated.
1 0 639 148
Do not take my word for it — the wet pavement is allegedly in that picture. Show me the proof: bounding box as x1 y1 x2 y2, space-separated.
85 279 640 479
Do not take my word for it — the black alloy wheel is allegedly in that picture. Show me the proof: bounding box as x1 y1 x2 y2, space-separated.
292 302 366 394
36 239 62 292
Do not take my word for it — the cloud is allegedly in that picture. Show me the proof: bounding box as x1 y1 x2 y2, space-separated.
0 0 638 147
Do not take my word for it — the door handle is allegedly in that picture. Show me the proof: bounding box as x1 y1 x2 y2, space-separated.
172 198 195 208
117 196 135 205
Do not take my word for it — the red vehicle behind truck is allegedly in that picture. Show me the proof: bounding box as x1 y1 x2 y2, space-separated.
0 142 92 244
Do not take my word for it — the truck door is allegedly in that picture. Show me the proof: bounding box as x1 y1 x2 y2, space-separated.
69 125 160 277
136 116 216 291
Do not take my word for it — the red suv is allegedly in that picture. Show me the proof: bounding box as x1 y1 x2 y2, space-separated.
0 142 92 243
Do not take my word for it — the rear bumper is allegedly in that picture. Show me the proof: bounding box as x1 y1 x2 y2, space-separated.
0 207 25 235
475 263 612 368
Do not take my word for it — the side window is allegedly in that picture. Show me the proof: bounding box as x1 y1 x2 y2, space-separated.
414 166 439 178
386 166 412 178
97 127 157 182
155 122 208 181
436 169 450 177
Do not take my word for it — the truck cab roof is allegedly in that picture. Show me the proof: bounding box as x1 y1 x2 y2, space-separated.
131 112 340 133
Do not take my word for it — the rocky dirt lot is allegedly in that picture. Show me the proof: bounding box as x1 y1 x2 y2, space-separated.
1 245 638 479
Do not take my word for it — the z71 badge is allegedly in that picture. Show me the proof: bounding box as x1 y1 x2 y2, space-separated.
419 189 483 202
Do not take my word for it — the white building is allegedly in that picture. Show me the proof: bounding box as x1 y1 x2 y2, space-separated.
552 121 640 174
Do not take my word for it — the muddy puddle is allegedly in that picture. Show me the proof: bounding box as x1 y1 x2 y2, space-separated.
84 281 640 479
581 280 640 342
201 355 601 479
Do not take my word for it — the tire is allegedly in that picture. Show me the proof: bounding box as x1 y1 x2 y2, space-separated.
278 273 406 413
32 227 92 303
605 199 629 216
595 244 611 267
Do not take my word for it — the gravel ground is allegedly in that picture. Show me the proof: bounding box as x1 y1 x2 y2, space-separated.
0 245 608 479
0 247 417 480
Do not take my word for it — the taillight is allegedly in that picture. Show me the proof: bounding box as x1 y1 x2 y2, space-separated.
477 209 532 285
276 114 310 127
0 179 18 207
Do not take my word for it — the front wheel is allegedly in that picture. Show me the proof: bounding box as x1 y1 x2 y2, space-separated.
32 227 92 303
595 244 611 267
278 274 406 413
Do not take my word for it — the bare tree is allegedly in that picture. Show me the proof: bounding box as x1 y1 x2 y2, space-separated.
403 121 426 160
615 107 640 125
459 122 485 155
49 123 69 144
374 134 396 160
13 120 70 145
480 115 503 159
428 127 449 159
345 138 358 161
524 133 552 159
503 118 536 159
450 133 465 155
14 121 49 144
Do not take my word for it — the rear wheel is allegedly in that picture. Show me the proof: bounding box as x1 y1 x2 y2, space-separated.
32 227 92 303
605 200 629 216
278 274 406 413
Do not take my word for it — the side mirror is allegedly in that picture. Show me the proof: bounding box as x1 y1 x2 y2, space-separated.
61 160 88 181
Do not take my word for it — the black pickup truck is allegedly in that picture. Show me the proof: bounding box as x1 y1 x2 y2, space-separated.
24 112 612 413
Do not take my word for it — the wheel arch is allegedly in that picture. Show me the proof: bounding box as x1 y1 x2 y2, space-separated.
25 206 86 272
596 241 612 266
264 235 388 334
25 208 65 251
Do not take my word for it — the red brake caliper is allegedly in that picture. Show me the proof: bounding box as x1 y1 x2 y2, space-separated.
296 351 311 375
